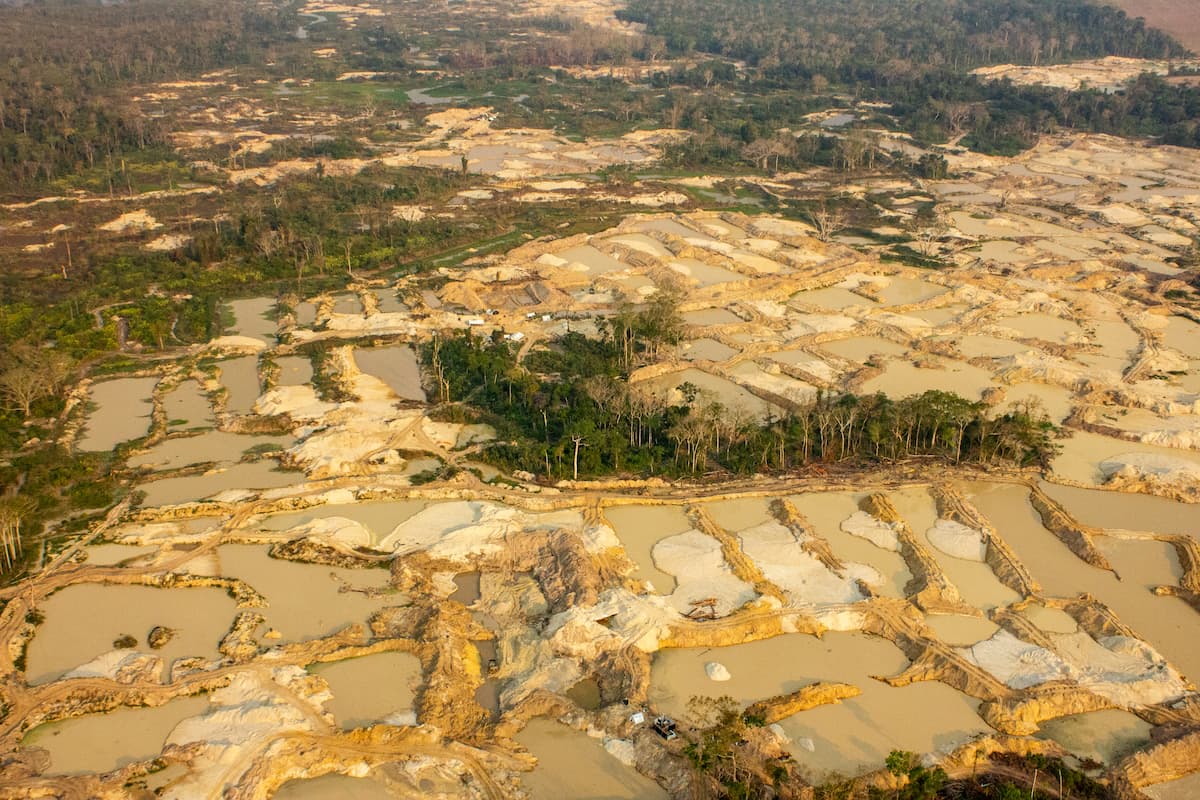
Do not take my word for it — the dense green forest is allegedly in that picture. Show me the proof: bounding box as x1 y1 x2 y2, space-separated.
619 0 1183 72
423 300 1058 481
0 0 297 186
619 0 1200 154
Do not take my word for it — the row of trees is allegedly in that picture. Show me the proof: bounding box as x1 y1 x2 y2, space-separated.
422 307 1058 481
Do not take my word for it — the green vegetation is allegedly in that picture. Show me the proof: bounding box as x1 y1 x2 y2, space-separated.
683 696 787 799
618 0 1200 155
677 705 1117 800
421 298 1058 481
0 0 295 187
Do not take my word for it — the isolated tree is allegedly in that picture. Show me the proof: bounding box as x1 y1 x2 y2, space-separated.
807 201 847 242
571 433 586 480
0 343 72 416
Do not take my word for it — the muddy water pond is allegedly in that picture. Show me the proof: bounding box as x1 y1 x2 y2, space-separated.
215 545 395 643
669 257 746 287
776 680 988 777
681 338 738 362
312 651 421 727
293 301 318 327
372 288 409 314
25 584 237 684
643 367 781 422
1143 772 1200 800
683 307 741 326
650 632 904 716
820 336 908 363
1089 318 1141 363
604 504 692 594
273 774 397 799
558 244 626 275
994 313 1082 344
703 496 774 531
129 431 294 471
352 346 425 401
889 487 1020 610
227 298 277 344
1050 430 1200 486
83 543 156 566
331 293 362 315
604 232 673 259
79 376 159 451
276 355 313 386
163 380 214 430
1039 482 1200 538
910 305 966 326
1037 709 1152 764
877 276 947 306
792 286 879 311
950 334 1031 359
23 695 209 775
925 614 1000 645
218 356 261 414
138 461 302 507
963 482 1200 681
259 499 428 544
634 217 712 241
1021 605 1079 634
450 571 481 605
516 719 668 800
1161 316 1200 359
650 632 990 775
791 491 912 599
861 359 995 401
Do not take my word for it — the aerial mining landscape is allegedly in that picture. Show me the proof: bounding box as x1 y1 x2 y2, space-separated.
2 0 1200 798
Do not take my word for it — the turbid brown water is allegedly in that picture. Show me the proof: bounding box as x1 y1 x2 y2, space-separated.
78 376 158 451
352 346 425 401
649 631 990 776
138 461 302 507
128 431 293 471
25 584 237 684
22 695 209 775
792 491 912 599
1038 482 1200 538
311 652 421 728
515 719 668 800
215 545 394 643
604 505 692 594
257 499 428 544
218 356 261 415
1036 709 1151 764
162 380 214 430
889 487 1020 610
964 483 1200 681
227 297 278 344
273 773 396 799
276 355 314 386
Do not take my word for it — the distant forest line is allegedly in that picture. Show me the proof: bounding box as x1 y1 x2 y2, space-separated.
1 0 1200 190
619 0 1200 154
